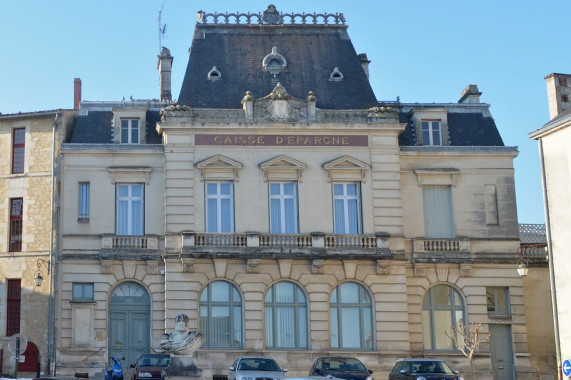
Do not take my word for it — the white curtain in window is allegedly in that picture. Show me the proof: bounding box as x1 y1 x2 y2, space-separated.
333 183 361 234
206 182 234 233
117 184 143 235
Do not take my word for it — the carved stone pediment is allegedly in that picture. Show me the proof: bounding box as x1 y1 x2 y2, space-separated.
323 155 370 183
259 155 307 182
196 154 243 182
252 83 310 122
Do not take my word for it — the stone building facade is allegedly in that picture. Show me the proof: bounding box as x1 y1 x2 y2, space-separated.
0 109 76 376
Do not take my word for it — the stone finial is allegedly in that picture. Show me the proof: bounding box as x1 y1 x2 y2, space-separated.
242 91 254 119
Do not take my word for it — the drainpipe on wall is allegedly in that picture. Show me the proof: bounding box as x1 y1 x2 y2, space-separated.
47 113 59 376
538 138 562 380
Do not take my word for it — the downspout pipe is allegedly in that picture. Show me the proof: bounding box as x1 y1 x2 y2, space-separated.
538 137 562 380
48 113 59 376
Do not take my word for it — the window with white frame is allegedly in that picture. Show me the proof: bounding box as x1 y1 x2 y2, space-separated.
78 182 90 221
330 282 373 350
206 182 234 233
116 184 144 235
423 185 454 238
200 281 243 349
120 118 140 144
421 121 442 146
422 284 465 351
486 287 510 316
265 281 307 349
269 182 298 234
333 183 362 234
72 283 94 302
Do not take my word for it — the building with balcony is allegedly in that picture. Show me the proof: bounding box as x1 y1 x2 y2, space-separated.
53 5 539 380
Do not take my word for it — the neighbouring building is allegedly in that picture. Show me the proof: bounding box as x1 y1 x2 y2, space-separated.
529 72 571 380
1 5 552 380
0 108 77 377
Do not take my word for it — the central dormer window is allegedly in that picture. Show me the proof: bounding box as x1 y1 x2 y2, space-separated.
121 118 140 144
421 121 442 146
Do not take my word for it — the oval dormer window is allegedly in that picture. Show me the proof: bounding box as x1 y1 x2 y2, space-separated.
262 47 287 76
208 66 221 81
329 67 344 82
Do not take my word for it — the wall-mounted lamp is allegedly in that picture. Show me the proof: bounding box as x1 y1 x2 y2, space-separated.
516 246 529 277
35 258 50 287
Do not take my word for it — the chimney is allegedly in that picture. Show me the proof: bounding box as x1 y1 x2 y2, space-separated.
158 47 173 101
74 78 82 109
458 84 482 103
358 53 371 80
545 73 571 119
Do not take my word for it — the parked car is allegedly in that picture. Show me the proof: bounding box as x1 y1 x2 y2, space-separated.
309 356 373 380
131 354 171 380
228 356 288 380
388 359 463 380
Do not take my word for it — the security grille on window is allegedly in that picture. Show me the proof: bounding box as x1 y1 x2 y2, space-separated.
206 182 234 233
269 182 298 233
421 121 442 146
78 182 90 220
121 119 140 144
333 183 362 234
12 128 25 174
7 279 21 336
9 198 23 252
116 184 144 235
73 283 95 302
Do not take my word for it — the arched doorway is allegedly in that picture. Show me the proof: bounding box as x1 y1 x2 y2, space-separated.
108 282 150 367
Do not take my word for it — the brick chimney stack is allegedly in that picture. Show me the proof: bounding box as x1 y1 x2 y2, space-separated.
74 78 82 109
158 47 173 101
545 73 571 119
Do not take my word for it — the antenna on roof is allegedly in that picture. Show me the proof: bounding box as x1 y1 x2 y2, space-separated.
158 0 167 54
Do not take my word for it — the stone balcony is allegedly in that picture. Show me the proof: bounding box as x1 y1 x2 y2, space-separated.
412 238 472 263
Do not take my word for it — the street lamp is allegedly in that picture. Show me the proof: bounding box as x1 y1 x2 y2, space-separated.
35 259 50 287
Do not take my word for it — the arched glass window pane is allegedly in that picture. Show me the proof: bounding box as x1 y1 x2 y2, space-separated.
422 284 465 352
200 281 242 349
329 282 374 350
265 281 308 349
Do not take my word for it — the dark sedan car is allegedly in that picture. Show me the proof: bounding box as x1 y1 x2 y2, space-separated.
131 354 170 380
309 356 373 380
388 359 463 380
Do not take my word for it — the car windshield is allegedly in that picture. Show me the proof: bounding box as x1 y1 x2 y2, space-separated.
238 358 280 372
324 358 366 371
411 361 453 374
139 356 170 367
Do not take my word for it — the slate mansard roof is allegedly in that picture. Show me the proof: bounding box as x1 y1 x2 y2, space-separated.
177 6 378 110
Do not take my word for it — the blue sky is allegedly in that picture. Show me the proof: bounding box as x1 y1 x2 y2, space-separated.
2 0 569 224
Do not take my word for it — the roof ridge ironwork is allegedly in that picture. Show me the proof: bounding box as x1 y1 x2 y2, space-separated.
196 4 346 26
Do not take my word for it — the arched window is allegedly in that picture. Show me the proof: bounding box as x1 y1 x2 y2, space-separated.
200 281 243 349
330 282 373 350
265 281 308 349
422 284 465 351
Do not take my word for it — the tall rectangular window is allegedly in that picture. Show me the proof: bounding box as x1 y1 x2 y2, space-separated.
12 128 25 174
9 198 23 252
269 182 298 233
79 182 90 220
120 119 139 144
422 121 442 146
116 184 143 235
206 182 234 233
333 183 362 234
423 186 454 238
7 279 21 336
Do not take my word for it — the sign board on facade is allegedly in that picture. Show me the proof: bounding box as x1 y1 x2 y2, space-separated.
195 134 368 147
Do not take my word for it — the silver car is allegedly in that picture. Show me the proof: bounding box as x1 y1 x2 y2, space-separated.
228 356 288 380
